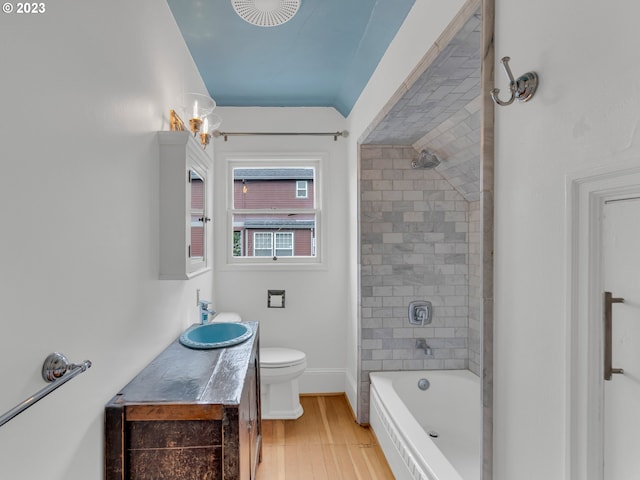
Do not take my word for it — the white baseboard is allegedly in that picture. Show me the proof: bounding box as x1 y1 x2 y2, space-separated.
344 369 358 416
298 368 347 394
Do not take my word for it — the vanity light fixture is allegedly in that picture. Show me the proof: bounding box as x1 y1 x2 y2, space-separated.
170 93 221 150
178 92 216 136
200 113 223 151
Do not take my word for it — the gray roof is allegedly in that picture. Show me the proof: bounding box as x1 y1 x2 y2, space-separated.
233 168 314 181
243 219 315 229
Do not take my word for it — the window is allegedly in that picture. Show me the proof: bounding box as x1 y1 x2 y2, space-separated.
227 157 322 265
296 180 308 198
251 231 294 257
275 232 294 256
254 232 273 256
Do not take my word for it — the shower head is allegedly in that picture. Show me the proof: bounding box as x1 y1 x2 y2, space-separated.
411 150 441 169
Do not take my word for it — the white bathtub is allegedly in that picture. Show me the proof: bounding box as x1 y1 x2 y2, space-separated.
369 370 480 480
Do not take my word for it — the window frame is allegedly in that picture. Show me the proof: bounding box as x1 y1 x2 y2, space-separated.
225 154 325 269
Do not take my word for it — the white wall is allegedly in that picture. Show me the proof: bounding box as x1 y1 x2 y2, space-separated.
212 106 349 393
344 0 466 415
0 2 212 478
493 1 640 478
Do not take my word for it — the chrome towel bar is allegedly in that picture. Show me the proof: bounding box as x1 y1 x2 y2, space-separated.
0 353 91 428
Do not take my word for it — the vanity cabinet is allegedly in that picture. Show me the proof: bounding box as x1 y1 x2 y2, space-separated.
158 131 212 280
105 322 261 480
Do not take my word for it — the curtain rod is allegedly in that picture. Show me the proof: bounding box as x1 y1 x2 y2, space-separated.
213 130 349 142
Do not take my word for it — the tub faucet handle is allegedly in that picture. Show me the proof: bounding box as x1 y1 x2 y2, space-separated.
409 301 432 326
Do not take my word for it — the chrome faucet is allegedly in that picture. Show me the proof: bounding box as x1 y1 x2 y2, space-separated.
198 300 216 324
416 338 432 356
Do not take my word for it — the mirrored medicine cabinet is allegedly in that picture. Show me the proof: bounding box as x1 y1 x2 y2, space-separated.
158 131 212 279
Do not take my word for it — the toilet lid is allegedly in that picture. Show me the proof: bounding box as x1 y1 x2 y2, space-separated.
260 347 306 367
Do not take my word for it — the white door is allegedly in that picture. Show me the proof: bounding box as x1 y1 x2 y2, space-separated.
602 197 640 479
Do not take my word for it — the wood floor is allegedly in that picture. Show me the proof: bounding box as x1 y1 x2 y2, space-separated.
256 395 395 480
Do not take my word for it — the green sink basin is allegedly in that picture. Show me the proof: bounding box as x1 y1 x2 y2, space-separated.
179 322 253 349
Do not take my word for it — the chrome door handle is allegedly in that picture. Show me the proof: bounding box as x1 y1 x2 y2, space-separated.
604 291 625 381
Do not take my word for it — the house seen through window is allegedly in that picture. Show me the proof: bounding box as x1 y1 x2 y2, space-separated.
231 165 318 261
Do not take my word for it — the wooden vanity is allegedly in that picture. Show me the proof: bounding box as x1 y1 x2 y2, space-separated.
105 322 261 480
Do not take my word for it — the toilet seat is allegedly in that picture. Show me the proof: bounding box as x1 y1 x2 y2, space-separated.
260 347 306 368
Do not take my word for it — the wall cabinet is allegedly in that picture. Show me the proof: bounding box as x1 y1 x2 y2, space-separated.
105 322 261 480
158 131 212 279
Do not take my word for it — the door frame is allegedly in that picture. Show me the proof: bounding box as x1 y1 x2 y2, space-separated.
480 0 495 478
567 164 640 480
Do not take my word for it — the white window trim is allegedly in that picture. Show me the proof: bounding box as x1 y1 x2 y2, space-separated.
222 153 326 270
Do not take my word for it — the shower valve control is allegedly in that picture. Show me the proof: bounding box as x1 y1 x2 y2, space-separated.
409 300 433 326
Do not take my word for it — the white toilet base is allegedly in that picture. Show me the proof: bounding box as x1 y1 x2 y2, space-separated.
260 378 304 420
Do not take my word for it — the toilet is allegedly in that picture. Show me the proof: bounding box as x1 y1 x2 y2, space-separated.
260 347 307 419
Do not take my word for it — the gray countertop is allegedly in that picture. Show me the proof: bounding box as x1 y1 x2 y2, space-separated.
113 321 258 406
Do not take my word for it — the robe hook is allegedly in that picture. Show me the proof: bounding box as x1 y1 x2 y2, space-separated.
490 56 538 107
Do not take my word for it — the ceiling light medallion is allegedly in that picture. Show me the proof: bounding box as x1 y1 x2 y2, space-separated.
231 0 301 27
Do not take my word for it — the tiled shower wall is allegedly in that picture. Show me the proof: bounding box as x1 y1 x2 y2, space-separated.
359 145 480 421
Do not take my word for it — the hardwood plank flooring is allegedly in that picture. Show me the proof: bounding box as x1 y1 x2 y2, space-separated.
256 395 395 480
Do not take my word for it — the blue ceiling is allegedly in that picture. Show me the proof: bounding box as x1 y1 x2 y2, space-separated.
167 0 415 117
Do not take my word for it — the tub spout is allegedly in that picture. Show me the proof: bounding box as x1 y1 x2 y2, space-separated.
416 338 432 356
